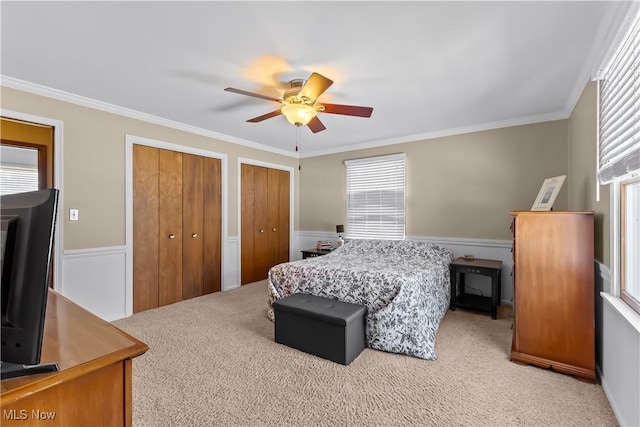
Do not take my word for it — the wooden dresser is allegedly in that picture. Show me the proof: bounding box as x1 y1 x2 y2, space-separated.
510 211 595 382
1 290 148 426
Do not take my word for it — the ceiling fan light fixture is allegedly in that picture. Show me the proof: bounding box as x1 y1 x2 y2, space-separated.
225 72 372 133
281 103 317 126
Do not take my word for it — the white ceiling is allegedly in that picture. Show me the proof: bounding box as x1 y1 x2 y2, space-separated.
1 1 635 157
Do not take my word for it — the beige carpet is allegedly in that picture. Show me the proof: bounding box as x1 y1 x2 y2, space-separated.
113 281 617 426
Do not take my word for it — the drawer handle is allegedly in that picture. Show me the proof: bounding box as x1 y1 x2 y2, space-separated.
169 234 176 239
192 233 198 238
272 228 277 232
259 229 264 233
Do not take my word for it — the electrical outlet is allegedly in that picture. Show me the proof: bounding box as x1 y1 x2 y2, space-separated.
69 209 79 221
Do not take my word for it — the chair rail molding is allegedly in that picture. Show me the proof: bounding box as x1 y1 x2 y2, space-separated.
295 232 514 304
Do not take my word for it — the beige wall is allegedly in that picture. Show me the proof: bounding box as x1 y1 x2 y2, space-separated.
300 121 569 240
4 83 602 248
1 87 299 250
567 81 610 265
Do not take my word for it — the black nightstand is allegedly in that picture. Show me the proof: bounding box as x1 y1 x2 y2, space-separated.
301 248 334 259
449 257 502 319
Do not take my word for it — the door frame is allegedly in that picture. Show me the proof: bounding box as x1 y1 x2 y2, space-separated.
125 134 228 317
237 158 295 285
1 109 64 292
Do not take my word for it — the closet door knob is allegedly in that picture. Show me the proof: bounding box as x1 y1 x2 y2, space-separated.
169 234 176 239
259 229 264 233
272 228 277 232
192 233 198 238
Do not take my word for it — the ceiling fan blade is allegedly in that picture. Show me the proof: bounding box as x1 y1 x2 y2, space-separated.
307 116 326 133
247 110 282 123
224 87 282 103
298 72 334 101
320 103 373 117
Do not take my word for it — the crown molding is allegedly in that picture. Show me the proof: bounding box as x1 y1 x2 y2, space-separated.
2 75 567 160
300 110 567 158
1 75 298 159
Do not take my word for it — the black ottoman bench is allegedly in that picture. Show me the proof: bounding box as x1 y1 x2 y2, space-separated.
272 293 367 365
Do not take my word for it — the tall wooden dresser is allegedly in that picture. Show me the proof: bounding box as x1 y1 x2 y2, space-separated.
510 211 595 382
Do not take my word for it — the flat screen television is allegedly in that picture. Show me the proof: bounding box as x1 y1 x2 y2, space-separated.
1 189 60 380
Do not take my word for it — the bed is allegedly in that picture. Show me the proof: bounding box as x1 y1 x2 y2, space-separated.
267 239 454 360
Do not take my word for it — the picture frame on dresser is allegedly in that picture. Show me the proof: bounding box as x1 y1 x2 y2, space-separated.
531 175 566 211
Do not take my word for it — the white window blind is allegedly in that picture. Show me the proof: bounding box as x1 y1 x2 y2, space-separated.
598 15 640 184
345 153 406 240
0 166 39 195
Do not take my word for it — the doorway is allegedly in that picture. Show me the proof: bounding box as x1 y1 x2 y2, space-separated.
1 118 53 193
1 117 57 287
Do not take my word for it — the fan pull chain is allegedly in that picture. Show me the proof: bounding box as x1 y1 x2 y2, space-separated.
295 125 302 171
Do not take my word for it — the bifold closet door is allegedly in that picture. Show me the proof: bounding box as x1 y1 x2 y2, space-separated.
133 145 160 313
241 164 257 285
133 146 222 312
182 154 204 300
203 157 222 294
241 164 290 285
268 167 290 269
253 166 270 282
181 154 222 299
158 149 183 306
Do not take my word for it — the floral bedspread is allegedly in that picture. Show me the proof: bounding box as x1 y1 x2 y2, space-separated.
267 239 454 360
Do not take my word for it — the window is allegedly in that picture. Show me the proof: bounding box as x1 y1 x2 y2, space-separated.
0 146 39 195
598 14 639 184
621 178 640 313
345 153 406 240
598 12 640 314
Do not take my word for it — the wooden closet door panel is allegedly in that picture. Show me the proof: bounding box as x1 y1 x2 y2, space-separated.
254 166 270 281
267 168 281 270
278 171 291 263
241 164 256 285
203 157 221 294
269 169 289 266
158 149 183 306
182 154 204 300
132 145 159 313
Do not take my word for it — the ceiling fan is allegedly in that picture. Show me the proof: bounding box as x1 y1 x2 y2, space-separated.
224 72 373 133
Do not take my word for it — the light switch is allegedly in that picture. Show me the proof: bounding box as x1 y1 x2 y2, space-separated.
69 209 79 221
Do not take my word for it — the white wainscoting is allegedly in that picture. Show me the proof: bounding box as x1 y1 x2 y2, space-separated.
224 236 239 291
62 246 127 322
597 262 640 427
62 238 240 322
296 232 514 304
59 234 513 323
